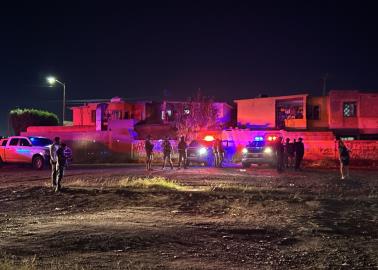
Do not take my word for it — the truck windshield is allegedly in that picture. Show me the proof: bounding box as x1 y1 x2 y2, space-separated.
248 141 266 147
29 137 53 147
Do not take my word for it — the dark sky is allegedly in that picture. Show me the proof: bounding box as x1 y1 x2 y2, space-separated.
1 1 378 134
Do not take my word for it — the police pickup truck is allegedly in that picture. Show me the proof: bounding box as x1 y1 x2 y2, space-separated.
241 135 277 168
0 136 52 169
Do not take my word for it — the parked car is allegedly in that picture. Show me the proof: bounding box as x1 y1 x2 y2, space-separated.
0 136 52 169
241 136 277 168
186 139 215 167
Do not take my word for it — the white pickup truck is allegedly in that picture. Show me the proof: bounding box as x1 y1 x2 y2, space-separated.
0 136 53 169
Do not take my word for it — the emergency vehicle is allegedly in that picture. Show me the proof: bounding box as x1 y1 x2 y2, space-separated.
186 136 216 167
0 136 52 169
241 135 278 168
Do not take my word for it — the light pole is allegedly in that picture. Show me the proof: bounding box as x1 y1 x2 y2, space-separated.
47 76 66 125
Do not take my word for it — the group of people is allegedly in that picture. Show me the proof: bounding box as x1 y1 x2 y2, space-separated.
145 135 185 171
274 137 305 172
274 136 352 179
144 136 225 171
49 137 69 192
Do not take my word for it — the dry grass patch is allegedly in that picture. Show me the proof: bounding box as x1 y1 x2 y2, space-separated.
0 255 36 270
118 177 184 191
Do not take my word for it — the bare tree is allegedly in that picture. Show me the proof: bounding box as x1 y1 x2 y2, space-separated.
173 94 219 140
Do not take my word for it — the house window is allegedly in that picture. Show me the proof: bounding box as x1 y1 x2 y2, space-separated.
91 110 96 122
162 110 173 121
343 102 357 117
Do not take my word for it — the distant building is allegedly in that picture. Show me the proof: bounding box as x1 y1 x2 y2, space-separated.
235 94 308 129
234 90 378 139
71 97 149 129
328 90 378 138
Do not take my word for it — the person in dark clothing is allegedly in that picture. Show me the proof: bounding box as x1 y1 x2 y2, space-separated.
338 139 351 179
288 140 295 168
162 136 173 169
49 137 60 189
177 136 188 169
145 135 154 171
275 137 285 172
216 138 225 167
294 137 305 171
212 139 219 167
55 143 68 192
284 138 291 168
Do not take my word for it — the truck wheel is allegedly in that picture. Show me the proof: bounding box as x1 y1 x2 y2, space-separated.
242 162 251 168
0 157 3 167
32 155 44 170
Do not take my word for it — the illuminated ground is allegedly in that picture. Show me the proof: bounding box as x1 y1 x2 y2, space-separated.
0 164 377 269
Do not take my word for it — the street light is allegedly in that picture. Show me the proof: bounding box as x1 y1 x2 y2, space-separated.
47 76 66 125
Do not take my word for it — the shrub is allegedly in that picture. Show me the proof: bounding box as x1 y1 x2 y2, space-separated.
9 108 59 135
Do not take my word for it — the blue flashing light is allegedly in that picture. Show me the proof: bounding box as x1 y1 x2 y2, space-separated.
254 136 264 141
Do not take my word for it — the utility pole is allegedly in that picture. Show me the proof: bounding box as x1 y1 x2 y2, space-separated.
7 112 10 136
322 73 329 96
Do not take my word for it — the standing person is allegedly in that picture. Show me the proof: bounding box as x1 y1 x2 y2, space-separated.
162 136 174 169
145 135 154 171
216 138 225 168
49 137 60 189
275 137 285 172
292 139 297 166
284 138 291 168
338 139 351 179
55 143 68 192
295 137 305 171
177 136 188 169
288 139 295 168
213 139 220 167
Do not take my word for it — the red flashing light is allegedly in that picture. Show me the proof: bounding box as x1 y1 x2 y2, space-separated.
204 135 215 142
267 136 277 141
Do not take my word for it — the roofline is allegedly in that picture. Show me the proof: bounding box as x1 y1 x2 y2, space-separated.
234 93 309 103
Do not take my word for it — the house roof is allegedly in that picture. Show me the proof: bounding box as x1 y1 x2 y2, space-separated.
234 93 309 103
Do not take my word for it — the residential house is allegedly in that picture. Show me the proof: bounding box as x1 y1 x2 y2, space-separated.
234 90 378 138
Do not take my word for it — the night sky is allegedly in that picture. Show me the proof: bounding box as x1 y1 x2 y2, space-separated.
1 2 378 134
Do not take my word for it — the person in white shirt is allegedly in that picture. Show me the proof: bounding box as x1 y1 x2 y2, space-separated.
50 137 60 189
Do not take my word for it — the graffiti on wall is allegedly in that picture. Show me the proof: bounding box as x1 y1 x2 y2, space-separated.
132 140 179 161
345 141 378 160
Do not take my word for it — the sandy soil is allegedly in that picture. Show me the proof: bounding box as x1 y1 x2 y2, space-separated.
0 164 378 269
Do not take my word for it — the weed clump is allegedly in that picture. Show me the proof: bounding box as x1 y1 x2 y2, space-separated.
119 177 183 191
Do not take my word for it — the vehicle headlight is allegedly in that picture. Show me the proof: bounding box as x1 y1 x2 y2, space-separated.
242 148 248 154
264 147 272 154
198 147 207 155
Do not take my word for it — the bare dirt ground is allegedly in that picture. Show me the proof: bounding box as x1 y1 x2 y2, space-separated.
0 164 378 269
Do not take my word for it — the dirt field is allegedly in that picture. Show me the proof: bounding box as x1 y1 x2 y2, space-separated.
0 164 378 269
